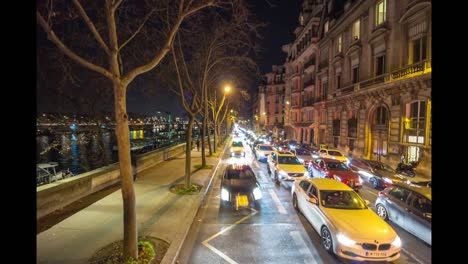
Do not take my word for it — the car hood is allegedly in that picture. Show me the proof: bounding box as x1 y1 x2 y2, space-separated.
393 173 430 183
278 164 307 173
296 155 313 160
323 208 397 241
231 147 244 151
329 170 359 181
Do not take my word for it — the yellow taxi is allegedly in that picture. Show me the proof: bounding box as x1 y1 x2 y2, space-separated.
318 148 349 164
291 178 401 262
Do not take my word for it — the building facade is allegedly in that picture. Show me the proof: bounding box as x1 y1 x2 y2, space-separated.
255 0 431 177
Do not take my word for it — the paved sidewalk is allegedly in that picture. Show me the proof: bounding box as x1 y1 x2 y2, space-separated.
37 145 226 264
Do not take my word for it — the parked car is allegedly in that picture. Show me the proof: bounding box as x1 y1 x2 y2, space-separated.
220 164 262 209
292 148 314 168
317 148 349 164
291 178 401 262
375 183 431 245
267 151 308 185
230 140 245 157
349 159 405 189
255 144 275 161
308 158 362 191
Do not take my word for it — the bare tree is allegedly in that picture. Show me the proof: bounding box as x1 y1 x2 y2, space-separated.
36 0 228 259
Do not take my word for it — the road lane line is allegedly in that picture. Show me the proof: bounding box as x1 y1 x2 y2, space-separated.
289 231 323 264
269 189 287 214
201 208 258 264
401 248 427 264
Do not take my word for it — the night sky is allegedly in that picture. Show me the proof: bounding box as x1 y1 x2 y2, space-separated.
37 0 301 117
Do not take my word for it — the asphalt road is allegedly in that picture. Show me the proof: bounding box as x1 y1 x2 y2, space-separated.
178 140 431 264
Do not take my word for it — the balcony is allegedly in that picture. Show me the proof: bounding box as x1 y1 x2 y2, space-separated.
390 59 431 80
360 74 387 89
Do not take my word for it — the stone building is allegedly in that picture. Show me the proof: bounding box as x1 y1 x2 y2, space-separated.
255 0 431 177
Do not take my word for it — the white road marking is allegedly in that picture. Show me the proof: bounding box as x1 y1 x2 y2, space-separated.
269 189 287 214
258 170 269 184
290 231 323 264
202 208 258 264
401 248 427 264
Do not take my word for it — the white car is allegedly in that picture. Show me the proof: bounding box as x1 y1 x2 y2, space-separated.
255 144 275 161
318 148 349 164
291 178 401 262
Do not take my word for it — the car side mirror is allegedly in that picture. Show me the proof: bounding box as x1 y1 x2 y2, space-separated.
308 197 318 205
423 213 432 219
365 200 370 206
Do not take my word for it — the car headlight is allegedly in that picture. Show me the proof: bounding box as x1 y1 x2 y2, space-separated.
279 170 288 176
391 236 402 247
304 171 309 177
253 187 262 200
406 180 411 184
333 175 342 182
298 158 304 163
358 176 363 184
384 177 393 184
221 188 230 201
337 233 356 247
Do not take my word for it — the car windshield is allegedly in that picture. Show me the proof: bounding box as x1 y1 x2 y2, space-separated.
320 190 366 209
328 151 343 157
225 168 255 180
369 162 395 173
278 156 302 165
232 142 243 147
296 149 311 156
259 146 273 151
327 162 349 171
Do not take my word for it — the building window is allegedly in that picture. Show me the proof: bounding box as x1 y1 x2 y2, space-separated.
337 34 342 53
376 54 385 76
352 19 360 40
321 81 328 100
403 101 426 145
324 21 329 34
375 106 388 126
375 0 387 26
352 66 359 84
332 119 340 148
412 36 427 63
336 73 342 89
348 116 357 151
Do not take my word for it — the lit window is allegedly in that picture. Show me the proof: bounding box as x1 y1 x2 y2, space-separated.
337 34 342 53
352 19 360 40
375 0 387 26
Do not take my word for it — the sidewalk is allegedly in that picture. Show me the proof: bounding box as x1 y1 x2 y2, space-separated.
37 146 225 264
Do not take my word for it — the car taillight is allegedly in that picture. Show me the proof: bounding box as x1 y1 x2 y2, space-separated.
378 191 385 196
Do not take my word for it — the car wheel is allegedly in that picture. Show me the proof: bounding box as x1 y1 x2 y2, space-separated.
321 226 334 253
267 166 271 175
370 177 379 189
376 204 388 221
292 194 299 211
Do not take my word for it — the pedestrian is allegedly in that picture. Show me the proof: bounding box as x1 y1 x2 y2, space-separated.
196 139 200 151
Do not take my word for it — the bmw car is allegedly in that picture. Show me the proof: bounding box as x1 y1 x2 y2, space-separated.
291 178 401 262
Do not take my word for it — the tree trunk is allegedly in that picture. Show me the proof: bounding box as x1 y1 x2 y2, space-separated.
185 115 194 188
207 120 212 155
213 120 217 153
114 81 137 260
201 118 206 166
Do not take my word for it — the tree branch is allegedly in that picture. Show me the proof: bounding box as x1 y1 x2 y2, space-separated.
119 6 158 52
36 12 114 80
72 0 111 55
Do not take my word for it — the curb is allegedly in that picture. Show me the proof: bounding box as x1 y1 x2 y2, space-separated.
160 140 230 264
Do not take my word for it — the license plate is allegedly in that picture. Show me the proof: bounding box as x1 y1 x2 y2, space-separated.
237 195 249 207
366 252 387 257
